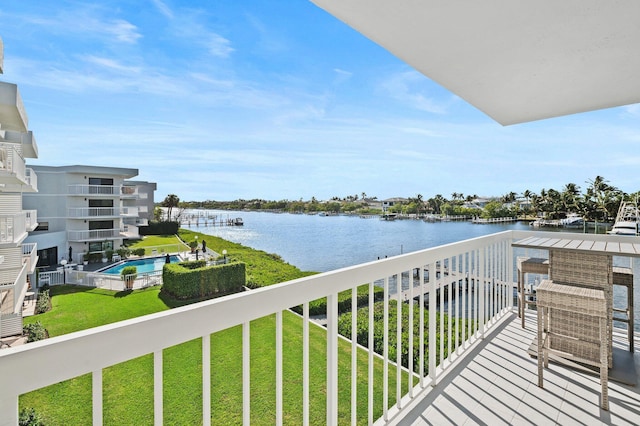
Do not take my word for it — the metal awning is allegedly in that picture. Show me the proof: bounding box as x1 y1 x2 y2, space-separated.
311 0 640 125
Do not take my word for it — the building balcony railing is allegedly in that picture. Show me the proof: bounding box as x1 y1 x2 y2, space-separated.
22 168 37 193
24 210 37 232
67 185 119 197
0 230 635 424
0 129 38 159
0 143 27 187
120 224 139 239
120 186 139 198
0 261 28 317
67 207 121 219
120 206 138 217
0 82 28 132
67 228 121 242
21 242 37 275
0 211 33 246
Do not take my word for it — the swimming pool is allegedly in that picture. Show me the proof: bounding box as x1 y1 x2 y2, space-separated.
99 255 181 275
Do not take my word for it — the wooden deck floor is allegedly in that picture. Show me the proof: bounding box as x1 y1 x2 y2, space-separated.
396 312 640 425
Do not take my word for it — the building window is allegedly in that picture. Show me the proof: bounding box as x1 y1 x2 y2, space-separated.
34 222 49 231
88 177 114 186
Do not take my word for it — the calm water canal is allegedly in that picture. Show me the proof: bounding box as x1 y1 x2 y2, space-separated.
184 210 532 272
184 210 640 331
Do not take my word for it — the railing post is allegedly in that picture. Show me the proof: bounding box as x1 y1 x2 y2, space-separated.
303 302 309 426
203 334 211 426
276 311 283 426
479 247 486 339
154 350 163 426
92 370 102 426
0 396 18 426
429 261 436 386
243 321 250 426
326 292 338 426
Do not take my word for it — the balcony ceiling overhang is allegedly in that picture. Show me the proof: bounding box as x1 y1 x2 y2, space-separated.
311 0 640 125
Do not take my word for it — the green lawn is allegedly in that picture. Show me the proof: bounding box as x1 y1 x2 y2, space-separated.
22 285 412 425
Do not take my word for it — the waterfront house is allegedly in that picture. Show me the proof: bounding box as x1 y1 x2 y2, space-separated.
3 1 640 425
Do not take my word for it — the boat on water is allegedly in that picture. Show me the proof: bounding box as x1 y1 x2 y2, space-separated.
608 201 639 236
559 212 584 228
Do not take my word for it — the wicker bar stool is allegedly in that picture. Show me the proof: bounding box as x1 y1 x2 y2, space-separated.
613 266 634 352
537 279 609 410
517 257 549 328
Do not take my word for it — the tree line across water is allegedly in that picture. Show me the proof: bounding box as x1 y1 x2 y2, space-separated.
158 176 638 221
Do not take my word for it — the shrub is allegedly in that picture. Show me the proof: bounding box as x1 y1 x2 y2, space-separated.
35 290 51 315
291 284 385 316
121 266 137 290
132 248 146 256
162 262 246 300
105 249 114 260
23 321 48 343
19 407 46 426
116 247 131 259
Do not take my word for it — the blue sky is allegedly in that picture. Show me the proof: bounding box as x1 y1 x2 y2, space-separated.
1 1 639 202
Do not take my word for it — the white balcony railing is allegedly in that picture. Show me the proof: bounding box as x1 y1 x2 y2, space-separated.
67 228 121 242
67 207 120 218
0 143 26 185
67 185 118 197
23 168 37 192
3 230 636 424
0 261 28 316
0 229 538 424
0 212 29 245
0 82 28 132
120 224 139 239
24 210 37 232
21 242 37 274
120 206 138 217
120 186 138 198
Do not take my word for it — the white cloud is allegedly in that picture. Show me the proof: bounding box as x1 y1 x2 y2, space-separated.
151 0 174 19
380 70 450 114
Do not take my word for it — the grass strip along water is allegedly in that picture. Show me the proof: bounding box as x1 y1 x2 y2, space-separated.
20 230 464 424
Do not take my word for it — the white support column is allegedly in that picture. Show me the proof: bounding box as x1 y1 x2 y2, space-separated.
243 321 250 426
92 370 102 426
327 292 338 426
154 350 163 426
203 334 211 426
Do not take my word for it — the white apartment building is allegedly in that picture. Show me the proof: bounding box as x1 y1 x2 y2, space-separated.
22 165 155 267
0 38 40 338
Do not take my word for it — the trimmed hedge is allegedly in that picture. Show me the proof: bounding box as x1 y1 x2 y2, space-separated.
290 284 385 317
140 221 179 236
162 261 246 300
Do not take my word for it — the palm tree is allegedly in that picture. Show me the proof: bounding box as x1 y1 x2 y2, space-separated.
162 194 180 221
